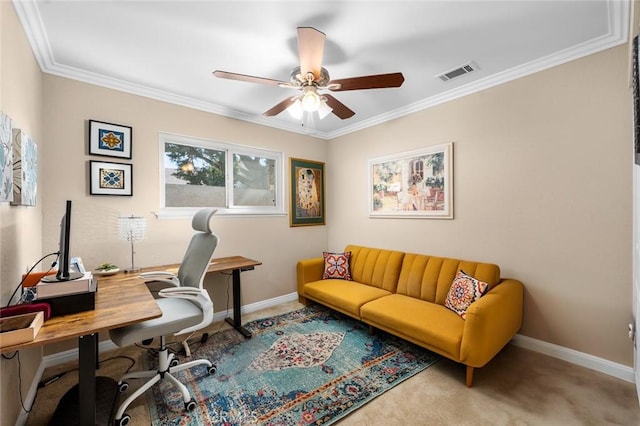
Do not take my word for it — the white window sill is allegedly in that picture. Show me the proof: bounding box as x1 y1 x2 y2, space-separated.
154 208 287 219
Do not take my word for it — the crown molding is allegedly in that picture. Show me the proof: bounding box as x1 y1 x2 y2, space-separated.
13 0 629 141
325 0 630 139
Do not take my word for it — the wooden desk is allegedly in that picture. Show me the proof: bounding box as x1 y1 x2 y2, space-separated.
207 256 262 338
1 273 162 425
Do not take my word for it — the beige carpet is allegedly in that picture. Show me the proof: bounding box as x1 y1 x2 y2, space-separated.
26 301 640 425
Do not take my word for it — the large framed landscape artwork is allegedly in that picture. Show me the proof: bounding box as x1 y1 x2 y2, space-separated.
369 143 453 219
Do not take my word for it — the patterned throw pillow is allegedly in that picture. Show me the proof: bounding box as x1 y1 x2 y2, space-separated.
322 252 352 280
444 270 489 319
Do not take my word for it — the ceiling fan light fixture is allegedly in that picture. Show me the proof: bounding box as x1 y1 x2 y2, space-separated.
301 88 320 112
318 98 333 119
287 98 303 119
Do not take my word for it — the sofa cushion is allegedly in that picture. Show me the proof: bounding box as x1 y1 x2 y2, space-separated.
344 245 405 293
322 251 352 280
360 294 464 359
304 279 392 318
396 253 500 305
444 270 489 319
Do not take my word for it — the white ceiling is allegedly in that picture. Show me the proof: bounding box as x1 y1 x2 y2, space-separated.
13 0 629 139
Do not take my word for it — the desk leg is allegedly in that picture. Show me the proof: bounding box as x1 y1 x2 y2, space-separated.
79 334 97 425
224 268 252 338
49 333 118 425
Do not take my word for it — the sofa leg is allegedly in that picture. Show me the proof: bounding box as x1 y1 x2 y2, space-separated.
465 366 474 387
368 325 375 335
298 295 309 305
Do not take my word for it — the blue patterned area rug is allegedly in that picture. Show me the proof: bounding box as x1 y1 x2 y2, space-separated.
145 304 440 425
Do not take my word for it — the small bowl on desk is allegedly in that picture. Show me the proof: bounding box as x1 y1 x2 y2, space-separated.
93 264 120 276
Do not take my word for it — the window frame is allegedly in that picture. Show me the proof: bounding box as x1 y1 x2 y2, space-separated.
158 132 285 218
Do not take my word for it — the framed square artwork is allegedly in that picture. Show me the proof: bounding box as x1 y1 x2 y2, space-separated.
90 160 132 196
89 120 132 159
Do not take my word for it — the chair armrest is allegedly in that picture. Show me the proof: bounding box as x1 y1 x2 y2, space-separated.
459 278 524 367
296 257 325 295
158 287 213 335
139 271 179 287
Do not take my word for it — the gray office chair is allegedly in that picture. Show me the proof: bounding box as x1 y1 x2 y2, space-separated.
109 208 219 426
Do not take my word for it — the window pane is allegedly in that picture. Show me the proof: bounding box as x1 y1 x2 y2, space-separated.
232 154 276 206
164 142 226 207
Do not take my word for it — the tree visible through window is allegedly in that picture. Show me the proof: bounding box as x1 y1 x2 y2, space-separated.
233 154 276 207
164 143 226 208
161 133 283 215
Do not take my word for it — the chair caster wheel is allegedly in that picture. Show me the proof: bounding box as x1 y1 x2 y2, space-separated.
170 358 180 367
118 382 129 393
115 414 130 426
185 398 197 411
208 365 217 375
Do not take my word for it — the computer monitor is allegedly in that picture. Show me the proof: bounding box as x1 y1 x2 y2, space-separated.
41 200 84 283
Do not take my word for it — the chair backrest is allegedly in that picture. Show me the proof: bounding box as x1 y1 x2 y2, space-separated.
176 209 219 289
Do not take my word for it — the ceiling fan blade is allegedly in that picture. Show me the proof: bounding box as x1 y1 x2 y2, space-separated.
213 70 287 86
323 94 355 119
297 27 326 80
263 97 297 116
329 72 405 91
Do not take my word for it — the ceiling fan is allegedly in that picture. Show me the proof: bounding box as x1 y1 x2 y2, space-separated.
213 27 405 120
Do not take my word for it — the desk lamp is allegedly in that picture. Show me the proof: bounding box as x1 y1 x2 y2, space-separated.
118 215 147 273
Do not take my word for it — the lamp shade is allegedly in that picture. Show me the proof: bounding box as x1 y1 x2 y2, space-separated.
118 215 147 242
118 215 146 273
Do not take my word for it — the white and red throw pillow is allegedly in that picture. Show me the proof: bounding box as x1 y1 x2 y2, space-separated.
322 252 352 280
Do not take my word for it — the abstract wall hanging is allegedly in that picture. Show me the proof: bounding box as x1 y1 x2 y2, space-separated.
11 129 37 206
0 112 13 202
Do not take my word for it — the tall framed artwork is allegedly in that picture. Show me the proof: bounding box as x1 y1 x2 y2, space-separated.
290 158 325 226
89 120 132 159
369 143 453 219
0 112 13 202
10 129 37 206
634 36 640 165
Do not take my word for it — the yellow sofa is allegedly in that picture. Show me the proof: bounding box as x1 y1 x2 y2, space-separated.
296 245 524 387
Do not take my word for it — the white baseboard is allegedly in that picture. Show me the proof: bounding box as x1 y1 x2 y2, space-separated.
511 334 635 383
17 293 633 425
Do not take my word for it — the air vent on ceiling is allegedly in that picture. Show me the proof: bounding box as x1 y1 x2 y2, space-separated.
436 62 479 82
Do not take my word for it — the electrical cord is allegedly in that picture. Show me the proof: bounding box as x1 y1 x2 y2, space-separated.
1 252 60 413
37 354 137 389
5 251 59 308
0 352 32 413
16 352 31 413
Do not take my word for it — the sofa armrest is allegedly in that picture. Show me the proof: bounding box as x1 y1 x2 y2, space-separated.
296 257 325 295
459 278 524 367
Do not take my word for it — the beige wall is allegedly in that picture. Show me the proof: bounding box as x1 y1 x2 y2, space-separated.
0 2 44 424
41 74 328 339
328 45 633 366
0 4 636 424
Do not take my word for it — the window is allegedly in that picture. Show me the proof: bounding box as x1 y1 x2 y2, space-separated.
160 133 284 217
